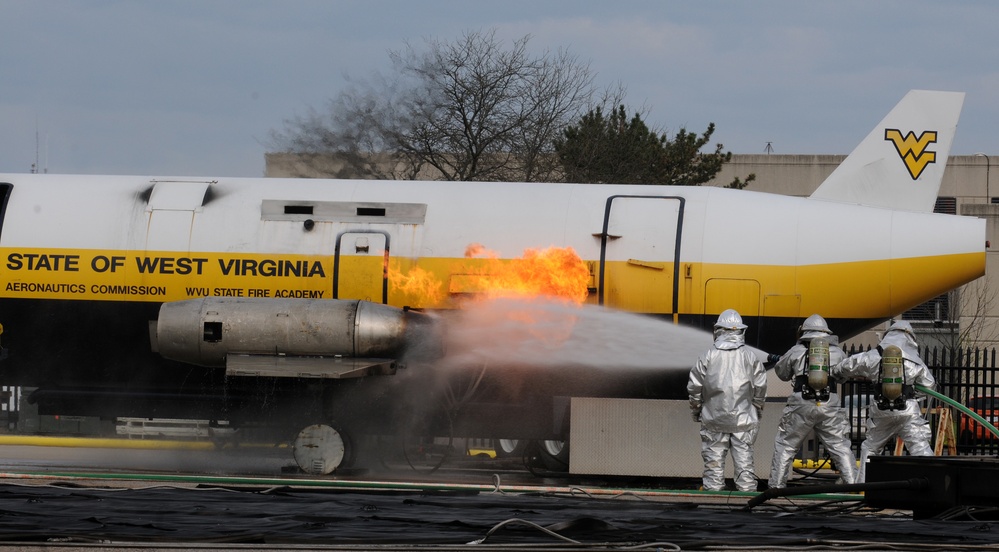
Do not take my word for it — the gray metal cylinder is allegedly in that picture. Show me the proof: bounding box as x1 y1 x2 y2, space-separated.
155 297 431 367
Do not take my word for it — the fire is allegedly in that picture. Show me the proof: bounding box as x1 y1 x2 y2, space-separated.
388 264 445 305
464 243 496 259
391 246 591 353
390 245 591 306
463 244 591 304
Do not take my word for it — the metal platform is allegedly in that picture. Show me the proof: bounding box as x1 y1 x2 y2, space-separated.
866 455 999 518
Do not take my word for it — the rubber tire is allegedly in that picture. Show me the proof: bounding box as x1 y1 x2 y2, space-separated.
495 439 527 458
536 439 569 472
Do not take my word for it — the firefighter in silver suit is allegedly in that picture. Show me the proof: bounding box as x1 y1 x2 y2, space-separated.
768 314 857 488
688 309 768 492
833 320 936 483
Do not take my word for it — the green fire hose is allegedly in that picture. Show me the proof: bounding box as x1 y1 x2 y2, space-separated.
916 384 999 440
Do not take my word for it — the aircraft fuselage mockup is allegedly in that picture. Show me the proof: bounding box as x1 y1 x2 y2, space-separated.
0 90 983 464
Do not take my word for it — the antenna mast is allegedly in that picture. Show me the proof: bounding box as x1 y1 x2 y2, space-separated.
32 124 39 174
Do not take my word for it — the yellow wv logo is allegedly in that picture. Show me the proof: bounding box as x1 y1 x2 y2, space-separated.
884 129 938 180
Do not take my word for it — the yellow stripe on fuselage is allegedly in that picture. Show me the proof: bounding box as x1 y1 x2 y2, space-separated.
700 251 983 318
0 248 982 323
0 249 333 302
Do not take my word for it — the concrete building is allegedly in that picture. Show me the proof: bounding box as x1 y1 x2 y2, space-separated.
265 153 998 350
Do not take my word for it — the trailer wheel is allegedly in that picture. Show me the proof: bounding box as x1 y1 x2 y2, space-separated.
495 439 527 458
536 439 569 472
293 424 351 475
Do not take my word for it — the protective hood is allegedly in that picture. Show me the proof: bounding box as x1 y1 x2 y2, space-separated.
714 328 746 350
801 330 835 341
801 333 840 346
881 322 920 360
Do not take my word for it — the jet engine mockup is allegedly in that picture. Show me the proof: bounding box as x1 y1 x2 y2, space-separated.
154 298 441 379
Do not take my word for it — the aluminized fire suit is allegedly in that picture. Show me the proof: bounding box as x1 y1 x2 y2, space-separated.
688 309 767 492
833 320 936 483
768 314 857 488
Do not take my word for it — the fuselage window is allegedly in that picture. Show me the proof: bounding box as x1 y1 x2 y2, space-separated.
357 207 386 217
284 205 314 215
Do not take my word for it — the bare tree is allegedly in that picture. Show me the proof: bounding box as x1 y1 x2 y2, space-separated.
270 29 594 182
955 277 999 348
910 277 999 382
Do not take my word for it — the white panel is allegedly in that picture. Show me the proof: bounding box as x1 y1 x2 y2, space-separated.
148 180 210 211
569 397 782 480
145 209 194 251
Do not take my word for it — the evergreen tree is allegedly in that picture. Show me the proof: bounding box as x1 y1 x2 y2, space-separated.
556 105 754 188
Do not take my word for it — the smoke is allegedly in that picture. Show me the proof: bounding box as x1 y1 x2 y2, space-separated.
432 297 715 373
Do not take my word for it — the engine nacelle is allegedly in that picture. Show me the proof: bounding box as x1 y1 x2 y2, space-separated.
154 297 441 368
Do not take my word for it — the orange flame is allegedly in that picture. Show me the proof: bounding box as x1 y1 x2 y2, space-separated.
458 245 590 348
465 243 498 259
389 245 591 307
388 264 445 305
464 245 591 304
391 246 590 353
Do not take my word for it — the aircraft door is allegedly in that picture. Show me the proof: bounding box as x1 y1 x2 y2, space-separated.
140 181 210 296
143 180 211 251
598 196 683 315
333 230 389 303
0 183 13 241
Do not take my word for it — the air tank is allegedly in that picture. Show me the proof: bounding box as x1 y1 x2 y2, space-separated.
154 297 441 367
880 344 905 401
807 337 830 392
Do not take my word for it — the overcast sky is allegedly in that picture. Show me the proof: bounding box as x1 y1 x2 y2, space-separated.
2 1 997 177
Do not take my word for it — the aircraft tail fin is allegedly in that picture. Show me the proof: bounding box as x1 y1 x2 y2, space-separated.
809 90 965 212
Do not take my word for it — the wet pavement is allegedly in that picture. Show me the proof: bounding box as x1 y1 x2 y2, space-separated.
0 436 996 551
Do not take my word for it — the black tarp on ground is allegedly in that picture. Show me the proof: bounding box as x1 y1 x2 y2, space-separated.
0 483 996 549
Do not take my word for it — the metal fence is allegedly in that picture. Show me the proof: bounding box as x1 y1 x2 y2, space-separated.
840 345 999 458
0 386 16 431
